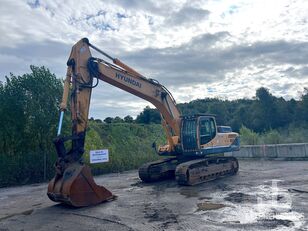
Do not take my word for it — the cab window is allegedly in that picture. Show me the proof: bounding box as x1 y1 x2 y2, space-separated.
199 118 216 145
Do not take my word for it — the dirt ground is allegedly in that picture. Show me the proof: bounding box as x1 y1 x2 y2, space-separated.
0 160 307 231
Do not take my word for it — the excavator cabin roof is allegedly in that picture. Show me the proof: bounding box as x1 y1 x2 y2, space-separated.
180 114 216 119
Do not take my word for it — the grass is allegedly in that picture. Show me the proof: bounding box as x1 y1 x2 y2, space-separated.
84 121 165 175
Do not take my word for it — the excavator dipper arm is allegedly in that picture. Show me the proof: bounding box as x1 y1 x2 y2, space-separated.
48 38 182 207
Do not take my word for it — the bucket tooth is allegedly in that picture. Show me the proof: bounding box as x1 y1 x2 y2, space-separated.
47 163 114 207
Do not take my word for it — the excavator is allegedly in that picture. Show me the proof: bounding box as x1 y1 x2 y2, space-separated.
47 38 240 207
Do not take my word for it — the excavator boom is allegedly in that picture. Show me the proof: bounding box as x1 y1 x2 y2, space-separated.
48 38 182 207
47 38 240 207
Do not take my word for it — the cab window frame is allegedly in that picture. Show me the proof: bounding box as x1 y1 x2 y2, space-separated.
199 117 216 145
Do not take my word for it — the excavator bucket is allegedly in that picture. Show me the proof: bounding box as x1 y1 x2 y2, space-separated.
47 162 114 207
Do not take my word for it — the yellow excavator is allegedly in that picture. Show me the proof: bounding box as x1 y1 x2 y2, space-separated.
47 38 240 207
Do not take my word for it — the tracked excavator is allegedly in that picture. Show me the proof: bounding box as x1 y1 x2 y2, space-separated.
47 38 240 207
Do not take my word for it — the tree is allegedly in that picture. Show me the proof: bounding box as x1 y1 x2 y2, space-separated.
0 66 63 186
256 87 272 103
104 117 114 124
298 88 308 122
135 106 161 124
94 119 103 123
251 87 277 132
124 115 134 123
113 116 124 123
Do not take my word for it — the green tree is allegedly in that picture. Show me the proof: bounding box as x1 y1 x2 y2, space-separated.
135 106 161 124
250 87 276 132
104 117 114 123
113 116 124 123
124 115 134 123
297 88 308 122
0 66 63 186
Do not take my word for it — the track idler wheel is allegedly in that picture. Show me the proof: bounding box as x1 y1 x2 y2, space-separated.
47 162 114 207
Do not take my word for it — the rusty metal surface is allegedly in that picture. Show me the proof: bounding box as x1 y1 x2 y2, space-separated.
47 163 114 207
0 160 308 231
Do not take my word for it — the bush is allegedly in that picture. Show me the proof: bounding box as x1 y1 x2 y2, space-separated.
239 125 260 145
260 129 282 144
84 122 164 175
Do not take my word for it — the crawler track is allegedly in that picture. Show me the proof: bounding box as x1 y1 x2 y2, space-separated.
175 156 239 185
138 157 178 182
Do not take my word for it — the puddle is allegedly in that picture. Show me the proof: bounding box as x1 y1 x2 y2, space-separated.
199 180 306 230
179 187 199 198
143 203 178 229
224 192 258 203
197 202 226 211
258 218 293 228
198 196 212 200
216 183 232 191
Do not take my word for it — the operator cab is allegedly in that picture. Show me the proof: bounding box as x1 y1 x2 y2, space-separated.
180 114 240 156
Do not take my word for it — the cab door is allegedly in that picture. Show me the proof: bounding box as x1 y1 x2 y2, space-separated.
199 117 216 146
181 117 199 153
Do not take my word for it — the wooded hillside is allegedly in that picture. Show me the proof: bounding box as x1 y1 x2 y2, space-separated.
0 66 307 187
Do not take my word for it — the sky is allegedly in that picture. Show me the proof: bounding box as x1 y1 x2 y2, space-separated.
1 0 308 119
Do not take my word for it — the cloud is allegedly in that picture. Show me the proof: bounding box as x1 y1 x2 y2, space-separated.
1 0 308 119
165 6 210 26
228 40 308 65
121 36 308 87
0 39 70 78
109 0 186 16
89 83 150 119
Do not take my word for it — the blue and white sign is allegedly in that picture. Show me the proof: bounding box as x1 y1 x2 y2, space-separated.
90 149 109 163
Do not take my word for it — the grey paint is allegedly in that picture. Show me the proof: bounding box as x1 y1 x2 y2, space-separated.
229 143 308 159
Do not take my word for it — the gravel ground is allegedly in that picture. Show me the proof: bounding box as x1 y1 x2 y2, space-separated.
0 160 307 231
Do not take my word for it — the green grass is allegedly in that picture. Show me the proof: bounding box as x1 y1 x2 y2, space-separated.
84 122 165 175
240 123 308 145
0 122 165 187
1 121 307 187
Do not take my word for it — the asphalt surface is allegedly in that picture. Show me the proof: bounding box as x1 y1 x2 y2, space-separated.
0 160 308 231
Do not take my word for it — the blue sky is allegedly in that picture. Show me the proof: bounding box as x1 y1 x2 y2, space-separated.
1 0 308 119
